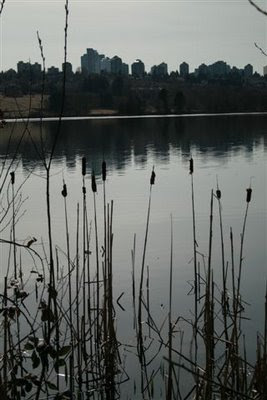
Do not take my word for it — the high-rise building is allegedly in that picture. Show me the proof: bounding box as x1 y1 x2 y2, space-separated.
81 48 101 74
17 61 41 74
81 48 129 75
122 63 129 76
131 59 145 77
209 61 230 77
31 62 42 74
47 66 60 76
196 63 209 77
244 64 253 78
151 62 168 76
62 62 73 75
17 61 30 73
231 66 243 76
179 62 189 77
17 61 42 79
111 56 122 74
100 57 111 73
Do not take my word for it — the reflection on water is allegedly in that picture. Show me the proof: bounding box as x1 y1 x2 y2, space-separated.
1 115 266 175
1 115 266 376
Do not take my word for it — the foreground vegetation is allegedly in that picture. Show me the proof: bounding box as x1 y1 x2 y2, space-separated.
0 126 266 399
0 2 266 398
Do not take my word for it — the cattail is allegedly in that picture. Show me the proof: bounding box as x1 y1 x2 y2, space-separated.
216 189 221 199
91 172 97 193
82 186 86 194
82 157 86 176
189 158 194 175
246 188 252 203
61 183 67 197
150 168 156 185
10 171 15 185
102 161 106 181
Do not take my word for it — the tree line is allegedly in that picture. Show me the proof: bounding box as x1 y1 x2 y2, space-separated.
0 69 267 116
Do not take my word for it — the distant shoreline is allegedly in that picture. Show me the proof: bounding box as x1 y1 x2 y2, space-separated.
4 111 267 123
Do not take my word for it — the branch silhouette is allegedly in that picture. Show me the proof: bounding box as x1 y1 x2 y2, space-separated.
248 0 267 16
0 0 6 17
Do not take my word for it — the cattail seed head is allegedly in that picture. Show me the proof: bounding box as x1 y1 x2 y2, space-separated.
82 186 86 194
246 188 252 203
91 172 97 193
150 168 156 185
102 161 106 181
82 157 86 176
10 171 15 185
189 158 194 175
61 183 67 197
216 189 221 199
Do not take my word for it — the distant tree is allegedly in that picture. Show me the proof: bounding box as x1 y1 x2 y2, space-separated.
112 76 124 96
169 71 179 79
158 88 169 113
83 75 109 93
174 91 186 113
48 86 63 113
100 91 113 108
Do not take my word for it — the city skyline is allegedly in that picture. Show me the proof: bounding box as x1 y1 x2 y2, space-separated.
0 1 266 75
8 54 262 77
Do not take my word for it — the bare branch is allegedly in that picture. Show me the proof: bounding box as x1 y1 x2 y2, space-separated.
48 0 69 168
254 42 267 56
0 0 6 17
248 0 267 16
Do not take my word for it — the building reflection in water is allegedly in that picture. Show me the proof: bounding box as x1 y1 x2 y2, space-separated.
0 115 266 176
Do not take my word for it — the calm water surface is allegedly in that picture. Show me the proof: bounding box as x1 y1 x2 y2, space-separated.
0 114 266 394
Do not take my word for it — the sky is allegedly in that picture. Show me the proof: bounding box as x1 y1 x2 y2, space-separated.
0 0 266 74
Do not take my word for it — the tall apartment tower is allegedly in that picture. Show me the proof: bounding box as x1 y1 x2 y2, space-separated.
179 62 189 77
131 59 145 77
81 48 100 74
110 56 123 74
209 61 230 77
62 62 73 75
244 64 253 78
122 63 129 75
151 62 168 76
100 57 111 73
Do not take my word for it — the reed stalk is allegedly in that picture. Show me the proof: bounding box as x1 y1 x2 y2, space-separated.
131 234 137 331
62 181 74 396
137 167 155 399
189 157 200 399
166 214 173 400
10 172 17 280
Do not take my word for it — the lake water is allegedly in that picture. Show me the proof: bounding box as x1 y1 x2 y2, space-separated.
0 114 266 396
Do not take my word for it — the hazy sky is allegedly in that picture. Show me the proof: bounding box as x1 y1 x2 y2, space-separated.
0 0 266 74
